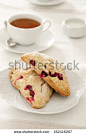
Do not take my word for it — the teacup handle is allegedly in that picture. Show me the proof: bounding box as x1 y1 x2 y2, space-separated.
42 20 51 32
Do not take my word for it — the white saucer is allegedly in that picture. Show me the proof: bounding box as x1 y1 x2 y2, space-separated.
0 27 55 54
30 0 64 6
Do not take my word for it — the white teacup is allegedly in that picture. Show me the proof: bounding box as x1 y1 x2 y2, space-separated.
7 14 51 46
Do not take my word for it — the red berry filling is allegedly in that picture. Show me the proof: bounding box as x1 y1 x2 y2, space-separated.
30 60 35 66
14 76 23 85
49 71 59 77
26 97 34 105
31 96 34 101
24 85 32 90
58 73 63 80
39 71 48 78
39 70 63 80
49 71 63 80
30 90 35 97
24 85 35 96
25 85 35 105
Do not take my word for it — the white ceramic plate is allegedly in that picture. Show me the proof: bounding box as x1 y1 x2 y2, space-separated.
29 0 65 6
0 27 55 54
0 59 86 114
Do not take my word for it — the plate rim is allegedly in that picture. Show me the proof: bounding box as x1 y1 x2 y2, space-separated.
0 95 83 114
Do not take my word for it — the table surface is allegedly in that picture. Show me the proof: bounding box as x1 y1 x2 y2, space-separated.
0 0 86 129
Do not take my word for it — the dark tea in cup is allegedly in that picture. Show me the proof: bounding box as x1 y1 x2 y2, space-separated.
10 18 41 29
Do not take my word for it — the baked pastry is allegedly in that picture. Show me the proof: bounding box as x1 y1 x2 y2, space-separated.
21 52 70 96
10 67 53 109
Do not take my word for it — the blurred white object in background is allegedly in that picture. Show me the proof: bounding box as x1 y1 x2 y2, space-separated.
30 0 64 6
38 0 52 2
61 18 86 38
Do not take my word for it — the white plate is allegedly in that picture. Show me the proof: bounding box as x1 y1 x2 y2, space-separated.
0 59 86 114
0 27 55 54
30 0 65 6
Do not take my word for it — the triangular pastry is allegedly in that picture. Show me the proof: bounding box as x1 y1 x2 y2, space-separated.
21 52 70 96
10 67 53 108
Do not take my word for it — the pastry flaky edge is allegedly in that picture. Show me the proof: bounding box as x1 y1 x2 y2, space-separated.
21 52 70 96
10 67 53 109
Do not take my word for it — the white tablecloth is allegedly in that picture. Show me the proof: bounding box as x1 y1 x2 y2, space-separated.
0 0 86 129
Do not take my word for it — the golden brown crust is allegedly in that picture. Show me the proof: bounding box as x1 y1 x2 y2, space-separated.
10 67 53 109
43 76 70 96
21 52 70 96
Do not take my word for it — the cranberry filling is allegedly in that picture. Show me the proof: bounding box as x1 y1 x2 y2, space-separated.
26 97 34 105
24 85 32 90
30 90 35 97
49 71 59 77
58 73 63 80
39 70 63 80
39 71 48 78
24 85 35 97
31 96 34 101
24 85 35 105
14 76 23 85
49 71 63 80
30 60 35 66
26 97 30 102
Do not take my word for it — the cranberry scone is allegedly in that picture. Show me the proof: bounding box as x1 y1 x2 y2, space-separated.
21 52 70 96
10 67 53 109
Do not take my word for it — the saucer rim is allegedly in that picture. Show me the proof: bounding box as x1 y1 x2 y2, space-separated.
29 0 65 6
0 27 55 54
